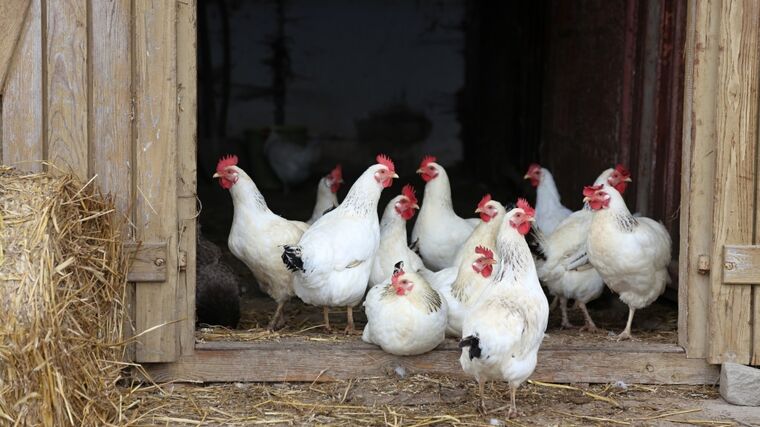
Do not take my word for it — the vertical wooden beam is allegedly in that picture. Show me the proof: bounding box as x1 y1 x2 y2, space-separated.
177 0 198 356
0 0 32 94
680 0 721 358
89 0 134 361
134 0 180 363
46 0 88 180
1 0 43 172
709 0 760 365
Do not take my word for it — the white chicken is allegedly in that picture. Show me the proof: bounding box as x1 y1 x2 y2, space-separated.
584 183 671 340
264 129 321 193
307 164 343 224
451 194 506 267
369 185 425 287
213 155 308 330
437 245 497 337
459 199 549 417
523 163 572 235
535 165 633 331
282 154 398 333
362 261 448 355
412 155 478 270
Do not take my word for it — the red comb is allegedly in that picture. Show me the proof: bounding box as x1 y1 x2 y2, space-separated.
391 262 405 285
376 154 395 173
516 198 535 217
583 184 604 197
216 155 238 172
475 245 494 259
402 184 418 206
477 194 492 210
329 164 342 180
420 155 437 169
614 164 631 177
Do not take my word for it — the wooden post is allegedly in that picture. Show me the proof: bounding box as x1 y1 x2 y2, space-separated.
0 0 31 94
177 0 198 357
133 0 180 363
679 0 721 358
708 0 760 365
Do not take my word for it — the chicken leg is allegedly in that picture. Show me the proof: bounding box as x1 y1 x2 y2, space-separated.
559 297 576 329
477 380 487 414
616 307 635 341
323 306 332 332
507 385 520 418
577 302 598 332
344 306 358 335
549 295 559 312
267 301 287 331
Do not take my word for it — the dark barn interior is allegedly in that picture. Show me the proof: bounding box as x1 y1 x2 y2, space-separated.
194 0 686 338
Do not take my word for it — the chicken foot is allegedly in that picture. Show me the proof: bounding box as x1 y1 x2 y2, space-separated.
507 385 523 418
267 301 287 331
615 307 635 341
344 306 361 335
577 302 599 332
322 306 332 332
559 297 577 329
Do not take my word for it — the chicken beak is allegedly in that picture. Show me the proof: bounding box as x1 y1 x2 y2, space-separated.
412 203 420 210
624 177 633 182
392 173 399 179
528 217 536 222
212 172 221 178
523 173 531 179
416 168 424 174
474 207 483 214
484 258 497 265
583 196 591 203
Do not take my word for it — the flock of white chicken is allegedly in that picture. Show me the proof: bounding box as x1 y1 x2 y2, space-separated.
213 153 671 416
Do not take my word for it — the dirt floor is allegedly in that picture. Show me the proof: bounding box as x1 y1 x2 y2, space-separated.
120 375 756 426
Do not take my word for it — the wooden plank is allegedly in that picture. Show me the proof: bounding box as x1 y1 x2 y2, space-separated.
0 0 31 93
176 0 198 357
142 341 718 385
89 0 134 361
722 245 760 284
46 0 88 180
125 242 168 282
709 0 760 365
1 0 42 172
680 0 720 359
134 0 179 363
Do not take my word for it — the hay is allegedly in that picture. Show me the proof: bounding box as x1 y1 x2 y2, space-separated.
0 166 131 425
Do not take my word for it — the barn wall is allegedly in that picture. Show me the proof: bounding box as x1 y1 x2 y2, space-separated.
0 0 196 363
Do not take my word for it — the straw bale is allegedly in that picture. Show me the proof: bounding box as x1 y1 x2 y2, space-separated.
0 166 131 426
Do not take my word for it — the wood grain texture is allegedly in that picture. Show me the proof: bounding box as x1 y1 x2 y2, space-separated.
722 245 760 284
134 0 179 362
0 0 31 93
709 0 760 365
124 242 168 282
142 340 718 385
176 0 198 357
1 0 42 172
46 0 88 180
680 0 720 359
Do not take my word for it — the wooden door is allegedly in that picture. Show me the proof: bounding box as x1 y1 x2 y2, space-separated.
681 0 760 365
0 0 197 363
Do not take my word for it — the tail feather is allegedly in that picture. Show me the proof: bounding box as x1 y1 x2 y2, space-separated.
458 335 482 360
282 245 304 273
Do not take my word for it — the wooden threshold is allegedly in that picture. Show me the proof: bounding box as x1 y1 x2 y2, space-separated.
141 338 718 385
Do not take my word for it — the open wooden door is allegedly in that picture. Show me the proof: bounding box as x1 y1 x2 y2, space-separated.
1 0 197 364
680 0 760 365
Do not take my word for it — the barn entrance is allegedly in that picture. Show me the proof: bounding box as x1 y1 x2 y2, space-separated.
185 0 703 383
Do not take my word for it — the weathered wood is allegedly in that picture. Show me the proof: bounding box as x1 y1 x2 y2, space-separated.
46 0 88 180
722 245 760 284
0 0 31 94
1 0 42 172
709 0 760 365
89 0 134 361
680 0 720 359
177 0 198 357
133 0 180 363
142 340 719 385
125 242 168 282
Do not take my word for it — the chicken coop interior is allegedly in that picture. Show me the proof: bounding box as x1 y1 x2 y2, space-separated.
192 0 685 353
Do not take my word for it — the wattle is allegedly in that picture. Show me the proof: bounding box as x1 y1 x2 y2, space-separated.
420 172 436 182
480 212 492 222
614 181 629 194
481 265 493 278
589 199 608 210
